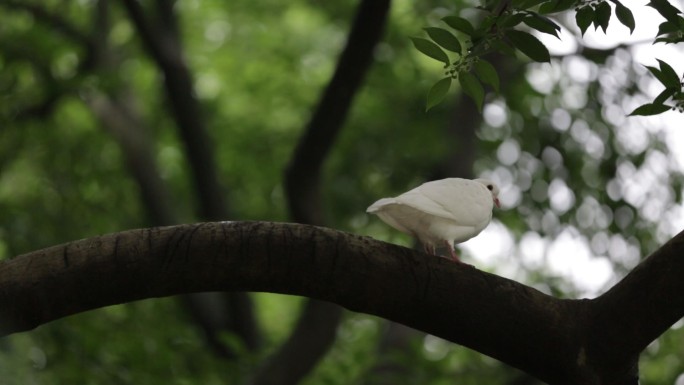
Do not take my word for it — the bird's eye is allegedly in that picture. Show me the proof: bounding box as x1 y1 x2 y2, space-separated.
487 184 493 191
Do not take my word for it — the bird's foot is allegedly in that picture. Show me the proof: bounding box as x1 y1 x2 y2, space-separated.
446 243 473 267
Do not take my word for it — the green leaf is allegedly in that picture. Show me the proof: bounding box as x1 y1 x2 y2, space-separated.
646 63 682 89
426 77 452 111
575 6 594 36
657 20 678 36
655 36 681 44
646 65 668 86
424 27 462 54
442 16 475 36
500 12 526 28
613 0 636 34
629 103 673 116
654 87 677 104
507 30 551 62
491 38 517 57
647 0 682 24
595 1 612 33
513 0 549 9
657 58 682 88
523 13 561 38
474 59 500 93
410 37 450 66
459 71 485 111
539 0 576 14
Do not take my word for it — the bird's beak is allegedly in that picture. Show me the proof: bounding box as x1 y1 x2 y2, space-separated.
494 198 501 208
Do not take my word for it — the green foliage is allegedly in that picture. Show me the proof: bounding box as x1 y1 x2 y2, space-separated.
1 0 684 384
410 37 450 66
630 59 684 115
522 12 561 38
614 0 636 34
459 71 486 111
506 30 551 62
424 27 462 54
413 0 680 115
574 0 634 35
442 16 475 36
426 77 452 111
575 5 594 36
473 59 500 93
538 0 576 14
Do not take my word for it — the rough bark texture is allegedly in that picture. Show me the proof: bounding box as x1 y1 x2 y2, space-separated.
258 0 391 384
2 221 683 384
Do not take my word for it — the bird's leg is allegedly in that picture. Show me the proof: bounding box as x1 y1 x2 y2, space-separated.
445 241 463 263
423 243 435 255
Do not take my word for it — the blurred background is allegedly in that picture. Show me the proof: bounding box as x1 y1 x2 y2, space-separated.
1 0 683 384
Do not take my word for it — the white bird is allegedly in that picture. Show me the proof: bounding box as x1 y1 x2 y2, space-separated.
367 178 500 262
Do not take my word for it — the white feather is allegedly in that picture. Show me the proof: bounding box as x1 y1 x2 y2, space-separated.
367 178 500 257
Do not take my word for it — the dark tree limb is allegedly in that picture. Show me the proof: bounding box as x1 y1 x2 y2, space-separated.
86 92 178 226
119 0 229 220
284 0 391 225
118 0 261 353
261 0 391 384
586 232 684 382
247 299 342 385
1 222 683 384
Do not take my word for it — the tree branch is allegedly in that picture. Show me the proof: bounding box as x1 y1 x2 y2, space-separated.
284 0 391 224
85 91 178 226
119 0 229 219
259 1 392 383
119 0 261 353
586 232 684 382
2 222 681 384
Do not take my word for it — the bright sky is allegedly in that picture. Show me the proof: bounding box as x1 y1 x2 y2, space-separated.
464 0 684 297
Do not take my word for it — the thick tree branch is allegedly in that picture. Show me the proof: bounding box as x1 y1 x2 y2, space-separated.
261 1 392 384
586 232 684 382
119 0 261 353
1 222 682 384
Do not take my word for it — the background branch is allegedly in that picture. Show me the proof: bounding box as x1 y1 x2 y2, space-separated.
251 1 392 384
119 0 261 355
284 0 391 224
119 0 230 219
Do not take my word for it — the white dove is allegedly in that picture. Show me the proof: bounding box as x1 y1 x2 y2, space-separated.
367 178 500 262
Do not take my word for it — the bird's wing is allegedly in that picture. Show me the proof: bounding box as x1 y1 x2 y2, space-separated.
367 198 421 235
396 178 493 226
366 198 396 213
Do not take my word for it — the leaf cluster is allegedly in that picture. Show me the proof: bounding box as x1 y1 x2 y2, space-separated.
629 0 684 115
413 0 684 117
574 0 635 36
413 6 558 111
630 59 684 116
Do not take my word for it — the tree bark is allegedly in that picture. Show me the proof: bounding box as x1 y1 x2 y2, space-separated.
1 221 683 384
261 0 391 383
119 0 261 354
